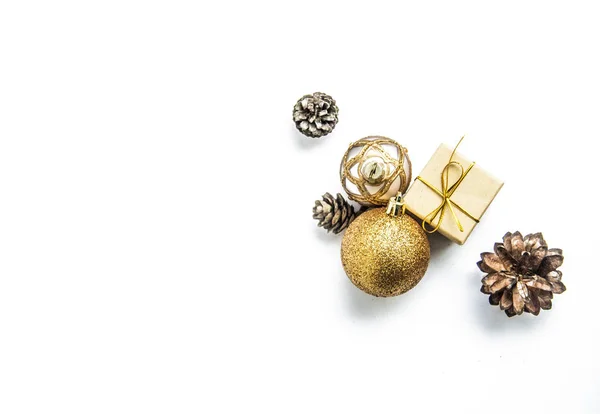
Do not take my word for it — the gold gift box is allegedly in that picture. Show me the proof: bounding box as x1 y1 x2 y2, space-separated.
403 143 503 245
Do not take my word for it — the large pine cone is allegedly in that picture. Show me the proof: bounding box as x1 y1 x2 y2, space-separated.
478 231 565 317
313 193 358 234
293 92 338 138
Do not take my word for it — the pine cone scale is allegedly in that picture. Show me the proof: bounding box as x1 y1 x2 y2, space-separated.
479 252 504 273
489 291 502 305
489 277 514 294
523 246 547 271
538 290 553 310
525 293 541 315
538 255 563 277
510 231 525 255
512 285 525 314
494 243 517 271
523 275 553 292
482 272 504 287
500 289 512 310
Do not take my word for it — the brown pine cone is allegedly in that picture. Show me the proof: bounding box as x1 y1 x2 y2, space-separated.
478 231 565 317
293 92 338 138
313 193 359 234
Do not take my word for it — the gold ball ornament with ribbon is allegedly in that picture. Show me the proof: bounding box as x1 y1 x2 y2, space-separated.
341 194 430 297
340 136 412 206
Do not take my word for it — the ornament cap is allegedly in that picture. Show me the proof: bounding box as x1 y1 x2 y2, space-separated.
386 193 406 217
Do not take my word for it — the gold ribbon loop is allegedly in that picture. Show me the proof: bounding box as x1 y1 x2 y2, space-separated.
415 136 480 234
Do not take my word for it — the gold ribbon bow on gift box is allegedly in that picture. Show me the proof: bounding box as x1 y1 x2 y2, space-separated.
415 136 480 233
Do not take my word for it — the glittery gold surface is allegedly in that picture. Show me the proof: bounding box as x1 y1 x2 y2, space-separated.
341 208 430 297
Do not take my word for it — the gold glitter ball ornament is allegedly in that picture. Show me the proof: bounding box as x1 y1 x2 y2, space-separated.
341 207 430 297
340 136 412 206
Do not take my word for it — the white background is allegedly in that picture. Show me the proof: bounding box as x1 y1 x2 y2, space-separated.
1 1 599 413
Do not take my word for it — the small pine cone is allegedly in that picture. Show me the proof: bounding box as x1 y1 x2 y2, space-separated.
313 193 359 234
478 231 565 317
293 92 338 138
